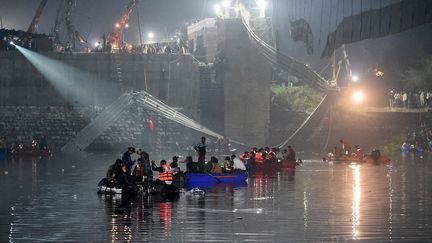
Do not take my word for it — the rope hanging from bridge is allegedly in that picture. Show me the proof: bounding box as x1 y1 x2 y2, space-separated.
238 3 332 91
321 0 432 58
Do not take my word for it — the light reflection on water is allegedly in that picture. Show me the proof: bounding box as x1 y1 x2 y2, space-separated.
1 153 432 242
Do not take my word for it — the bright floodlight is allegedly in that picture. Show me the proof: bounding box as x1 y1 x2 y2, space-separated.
94 42 99 47
147 32 154 39
9 41 14 45
352 75 359 82
222 0 230 8
125 23 129 28
257 0 267 9
115 23 120 28
352 91 364 103
213 4 221 13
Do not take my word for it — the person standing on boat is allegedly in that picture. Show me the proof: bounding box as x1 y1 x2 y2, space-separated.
287 146 296 161
137 149 153 182
194 137 206 162
194 137 206 172
122 147 136 175
151 160 173 184
106 159 130 188
340 140 352 156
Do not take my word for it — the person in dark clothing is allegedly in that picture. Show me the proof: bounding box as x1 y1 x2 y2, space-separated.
194 137 206 163
122 147 136 175
137 149 153 179
185 156 197 173
106 159 130 188
170 156 179 169
287 146 296 161
194 137 206 172
39 135 48 150
170 156 182 186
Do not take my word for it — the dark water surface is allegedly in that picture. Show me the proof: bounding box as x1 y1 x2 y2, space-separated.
1 153 432 242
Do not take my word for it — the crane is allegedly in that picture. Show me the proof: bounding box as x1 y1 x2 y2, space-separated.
109 0 137 52
27 0 48 33
51 0 86 50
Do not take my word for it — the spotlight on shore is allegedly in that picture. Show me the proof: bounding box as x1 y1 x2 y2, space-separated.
12 45 118 107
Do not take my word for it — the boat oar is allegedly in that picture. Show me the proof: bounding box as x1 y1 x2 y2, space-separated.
206 172 221 183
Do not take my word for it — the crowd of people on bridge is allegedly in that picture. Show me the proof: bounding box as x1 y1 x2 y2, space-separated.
401 126 432 155
389 90 432 109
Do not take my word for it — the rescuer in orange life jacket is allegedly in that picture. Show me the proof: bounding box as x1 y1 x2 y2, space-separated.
151 160 173 184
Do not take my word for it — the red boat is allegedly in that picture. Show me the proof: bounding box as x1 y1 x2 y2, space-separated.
280 159 296 170
255 161 279 171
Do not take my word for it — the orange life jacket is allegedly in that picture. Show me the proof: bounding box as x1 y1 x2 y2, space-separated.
255 152 264 163
134 163 144 176
240 153 248 161
159 164 173 181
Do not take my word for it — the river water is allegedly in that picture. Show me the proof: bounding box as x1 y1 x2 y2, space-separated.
1 153 431 242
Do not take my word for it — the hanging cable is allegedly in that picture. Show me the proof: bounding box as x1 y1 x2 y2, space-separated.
328 0 333 42
360 0 363 38
318 0 324 48
369 0 373 38
379 0 383 35
351 0 354 42
342 0 345 43
332 0 340 57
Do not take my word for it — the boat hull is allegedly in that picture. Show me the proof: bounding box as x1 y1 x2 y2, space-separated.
185 172 248 184
280 159 296 169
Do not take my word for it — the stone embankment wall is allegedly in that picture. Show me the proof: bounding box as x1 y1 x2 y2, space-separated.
0 52 201 150
0 52 200 119
0 105 198 152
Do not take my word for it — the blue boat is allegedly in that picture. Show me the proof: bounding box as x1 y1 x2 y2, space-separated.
185 172 248 184
185 180 248 190
0 149 8 160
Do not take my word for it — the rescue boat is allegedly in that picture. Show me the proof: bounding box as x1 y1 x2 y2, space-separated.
184 172 248 184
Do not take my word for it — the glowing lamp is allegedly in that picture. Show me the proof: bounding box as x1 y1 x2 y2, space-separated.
257 0 267 10
352 91 364 103
213 4 221 13
352 75 359 82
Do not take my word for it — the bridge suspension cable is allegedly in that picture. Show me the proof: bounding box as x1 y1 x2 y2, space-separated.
62 90 248 152
238 3 333 91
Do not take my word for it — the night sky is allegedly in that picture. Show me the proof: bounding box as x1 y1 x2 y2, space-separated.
0 0 221 44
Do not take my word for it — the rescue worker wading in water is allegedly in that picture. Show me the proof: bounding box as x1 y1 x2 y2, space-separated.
151 160 173 185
